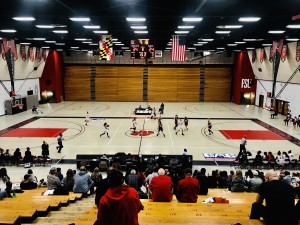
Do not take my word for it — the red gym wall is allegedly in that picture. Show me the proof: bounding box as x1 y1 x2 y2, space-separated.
40 50 63 103
232 51 256 104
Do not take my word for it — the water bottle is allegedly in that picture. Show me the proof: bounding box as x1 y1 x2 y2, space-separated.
13 190 16 198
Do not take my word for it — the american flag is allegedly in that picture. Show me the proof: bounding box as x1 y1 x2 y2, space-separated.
171 35 186 61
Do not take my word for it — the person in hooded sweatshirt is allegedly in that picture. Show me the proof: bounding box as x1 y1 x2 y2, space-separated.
73 166 94 195
97 169 143 225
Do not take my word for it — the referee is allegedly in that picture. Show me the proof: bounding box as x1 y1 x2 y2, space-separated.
240 135 247 151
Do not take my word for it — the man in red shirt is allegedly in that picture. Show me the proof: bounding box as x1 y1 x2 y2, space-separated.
176 168 200 203
149 168 173 202
97 169 143 225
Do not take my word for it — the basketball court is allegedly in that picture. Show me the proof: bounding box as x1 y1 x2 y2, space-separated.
1 101 299 163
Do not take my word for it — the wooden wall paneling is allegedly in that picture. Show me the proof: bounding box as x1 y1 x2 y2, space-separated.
95 66 118 78
177 68 200 102
148 67 178 102
204 67 232 102
64 66 91 101
95 77 118 101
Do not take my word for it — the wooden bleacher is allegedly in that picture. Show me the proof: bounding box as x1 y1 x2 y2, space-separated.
63 189 266 225
0 187 82 225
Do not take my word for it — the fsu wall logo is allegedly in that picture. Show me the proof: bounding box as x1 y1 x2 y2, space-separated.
241 79 253 88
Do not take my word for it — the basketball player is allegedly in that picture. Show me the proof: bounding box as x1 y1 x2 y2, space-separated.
157 118 165 137
208 119 213 135
151 107 157 119
175 119 184 135
131 118 138 132
173 115 179 130
85 111 90 126
100 122 110 138
184 117 189 130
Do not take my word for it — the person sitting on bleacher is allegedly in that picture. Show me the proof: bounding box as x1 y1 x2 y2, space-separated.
73 166 94 196
149 168 173 202
97 169 143 225
250 170 299 225
47 167 62 190
230 170 246 192
20 174 37 190
62 169 75 192
247 170 263 193
176 168 199 203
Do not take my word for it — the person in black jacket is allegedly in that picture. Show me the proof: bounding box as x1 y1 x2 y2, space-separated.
196 168 208 195
20 174 37 190
95 167 113 206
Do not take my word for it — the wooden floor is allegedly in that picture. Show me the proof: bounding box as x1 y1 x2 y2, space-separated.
1 101 300 183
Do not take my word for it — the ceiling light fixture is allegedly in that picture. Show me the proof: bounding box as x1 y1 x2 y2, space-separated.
286 25 300 29
115 43 124 45
89 43 99 45
31 38 46 41
126 18 146 22
134 31 148 34
268 30 285 34
70 17 90 22
262 44 273 46
182 17 203 22
227 44 238 46
215 31 231 34
41 47 50 49
175 31 189 34
178 26 195 29
235 41 246 44
217 47 225 50
13 17 35 21
53 30 68 33
20 42 31 45
45 41 56 43
82 41 92 44
36 25 55 29
83 25 100 29
0 29 17 33
286 38 299 41
217 25 243 29
131 26 147 29
238 17 261 22
193 44 203 46
55 43 65 45
198 42 208 44
246 47 255 50
93 30 108 34
71 47 79 49
202 39 214 41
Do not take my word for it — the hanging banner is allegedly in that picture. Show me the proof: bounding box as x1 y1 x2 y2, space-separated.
2 37 15 93
20 45 26 61
296 41 300 62
36 47 41 62
260 48 265 63
269 41 277 62
42 49 48 61
281 44 287 62
28 46 34 62
9 39 18 61
0 42 5 60
99 35 113 61
251 49 256 63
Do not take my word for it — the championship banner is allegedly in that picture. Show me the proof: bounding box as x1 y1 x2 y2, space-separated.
20 45 26 61
260 48 265 63
9 39 18 61
2 37 15 94
281 44 287 62
28 46 34 62
251 49 256 63
35 47 41 62
270 40 278 62
42 49 48 61
99 35 113 61
296 41 300 62
0 42 5 60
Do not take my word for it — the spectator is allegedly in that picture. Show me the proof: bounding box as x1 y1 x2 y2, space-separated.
145 167 158 187
73 166 94 195
95 167 113 206
231 170 246 192
56 168 63 181
62 169 75 192
91 167 103 187
250 170 298 225
47 167 62 190
0 168 11 198
97 169 143 225
196 168 208 195
176 168 199 203
149 168 173 202
182 149 189 155
126 169 141 191
20 174 38 190
24 147 33 163
248 170 263 193
13 148 22 164
26 169 37 182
